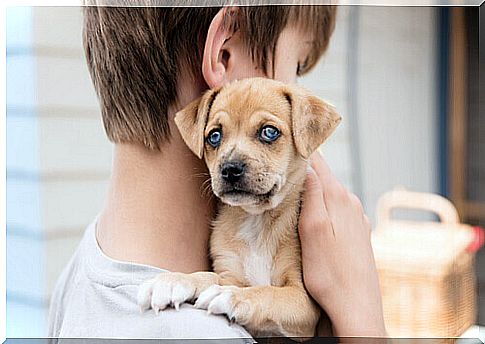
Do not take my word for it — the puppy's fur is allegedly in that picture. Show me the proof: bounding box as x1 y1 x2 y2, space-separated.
138 78 341 338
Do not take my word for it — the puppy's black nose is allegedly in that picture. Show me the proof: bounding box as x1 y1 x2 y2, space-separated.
221 161 246 183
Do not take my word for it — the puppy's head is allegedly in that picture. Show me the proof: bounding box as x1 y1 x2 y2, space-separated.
175 78 341 213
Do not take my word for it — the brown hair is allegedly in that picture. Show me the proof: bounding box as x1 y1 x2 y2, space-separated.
83 4 336 150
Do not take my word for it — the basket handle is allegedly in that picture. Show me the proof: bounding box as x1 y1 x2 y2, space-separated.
376 188 460 228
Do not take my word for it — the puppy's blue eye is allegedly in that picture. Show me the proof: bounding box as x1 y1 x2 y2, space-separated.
207 129 222 147
260 125 280 143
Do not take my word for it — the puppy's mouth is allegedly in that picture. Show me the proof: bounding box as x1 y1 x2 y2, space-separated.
218 184 278 205
223 186 274 198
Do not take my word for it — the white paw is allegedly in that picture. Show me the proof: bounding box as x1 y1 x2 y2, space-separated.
195 285 238 320
137 273 196 314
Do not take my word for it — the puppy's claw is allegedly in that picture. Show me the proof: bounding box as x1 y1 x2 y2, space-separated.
196 284 222 309
174 302 180 311
207 293 232 315
138 301 150 313
194 298 207 309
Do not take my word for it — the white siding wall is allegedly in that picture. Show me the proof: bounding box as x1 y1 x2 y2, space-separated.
301 7 355 191
355 7 440 222
6 7 111 337
302 7 439 224
6 6 439 337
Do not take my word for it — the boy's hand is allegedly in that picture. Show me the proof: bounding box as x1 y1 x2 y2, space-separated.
298 152 386 337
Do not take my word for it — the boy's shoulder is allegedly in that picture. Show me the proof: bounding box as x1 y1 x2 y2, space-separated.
47 221 253 341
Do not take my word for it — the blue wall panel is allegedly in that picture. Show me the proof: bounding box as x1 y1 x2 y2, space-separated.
7 7 45 338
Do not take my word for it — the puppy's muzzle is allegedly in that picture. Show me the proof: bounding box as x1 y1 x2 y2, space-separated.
220 160 246 184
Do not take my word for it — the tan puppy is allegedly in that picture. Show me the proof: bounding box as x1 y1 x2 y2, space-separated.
138 77 341 338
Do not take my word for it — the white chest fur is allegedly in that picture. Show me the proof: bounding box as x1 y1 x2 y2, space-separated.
237 214 272 286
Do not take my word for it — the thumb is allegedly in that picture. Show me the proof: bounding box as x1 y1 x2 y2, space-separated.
299 166 328 232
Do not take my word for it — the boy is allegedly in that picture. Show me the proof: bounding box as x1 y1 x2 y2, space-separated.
48 4 386 339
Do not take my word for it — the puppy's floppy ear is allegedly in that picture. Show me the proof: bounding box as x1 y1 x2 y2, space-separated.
284 85 341 159
174 88 220 159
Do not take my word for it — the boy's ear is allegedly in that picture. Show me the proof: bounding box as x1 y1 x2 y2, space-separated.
283 85 342 159
202 7 239 88
174 89 219 159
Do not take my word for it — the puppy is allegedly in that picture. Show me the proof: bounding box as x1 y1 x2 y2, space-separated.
138 77 341 338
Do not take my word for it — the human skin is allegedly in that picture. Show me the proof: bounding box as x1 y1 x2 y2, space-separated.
96 8 386 337
300 154 386 337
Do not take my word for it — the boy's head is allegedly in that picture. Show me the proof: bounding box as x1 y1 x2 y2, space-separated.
83 4 336 150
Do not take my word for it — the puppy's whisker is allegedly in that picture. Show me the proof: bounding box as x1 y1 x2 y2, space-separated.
202 184 212 197
192 172 210 178
200 178 211 190
189 172 211 182
200 178 214 198
203 189 215 202
198 176 207 185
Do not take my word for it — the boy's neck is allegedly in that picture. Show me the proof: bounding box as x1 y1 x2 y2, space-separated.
96 120 215 273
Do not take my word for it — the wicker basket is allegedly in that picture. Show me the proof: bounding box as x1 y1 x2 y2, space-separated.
371 188 483 338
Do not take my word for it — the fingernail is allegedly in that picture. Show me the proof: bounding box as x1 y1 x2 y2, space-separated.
306 165 316 176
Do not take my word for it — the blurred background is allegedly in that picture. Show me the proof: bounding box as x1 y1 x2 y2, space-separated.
5 5 484 338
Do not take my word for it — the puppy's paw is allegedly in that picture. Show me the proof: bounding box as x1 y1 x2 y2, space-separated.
137 272 197 314
195 285 251 324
